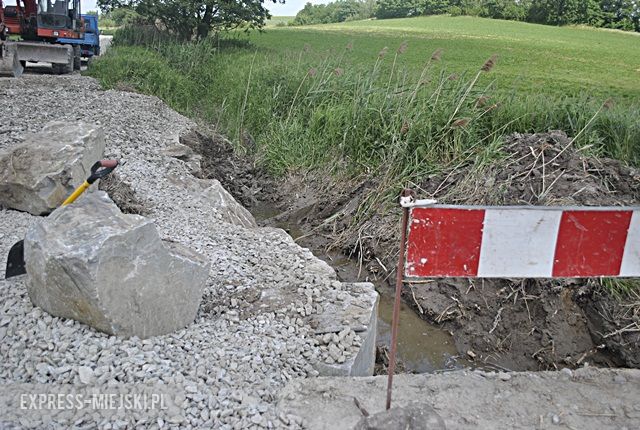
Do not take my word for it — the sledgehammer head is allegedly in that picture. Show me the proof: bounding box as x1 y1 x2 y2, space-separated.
0 43 24 77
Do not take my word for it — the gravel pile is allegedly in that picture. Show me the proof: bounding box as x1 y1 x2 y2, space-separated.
0 75 374 429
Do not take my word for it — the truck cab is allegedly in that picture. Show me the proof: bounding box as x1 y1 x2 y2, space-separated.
57 13 99 57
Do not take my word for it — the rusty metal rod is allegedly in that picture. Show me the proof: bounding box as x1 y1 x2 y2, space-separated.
386 203 410 410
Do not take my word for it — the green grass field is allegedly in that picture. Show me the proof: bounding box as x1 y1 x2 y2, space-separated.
266 16 295 27
251 15 640 101
89 16 640 177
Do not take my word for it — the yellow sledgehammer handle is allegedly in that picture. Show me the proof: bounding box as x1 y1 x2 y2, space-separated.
61 160 119 206
62 181 91 206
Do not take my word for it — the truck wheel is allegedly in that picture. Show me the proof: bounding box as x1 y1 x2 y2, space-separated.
52 61 73 75
73 46 81 71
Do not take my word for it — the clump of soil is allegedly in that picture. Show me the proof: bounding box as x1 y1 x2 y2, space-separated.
179 130 275 208
98 172 149 215
374 345 407 375
577 287 640 368
419 130 640 207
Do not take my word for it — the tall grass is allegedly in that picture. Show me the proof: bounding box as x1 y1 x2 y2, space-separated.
90 28 639 182
89 27 640 297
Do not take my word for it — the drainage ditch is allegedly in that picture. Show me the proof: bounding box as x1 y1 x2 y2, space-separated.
252 203 465 374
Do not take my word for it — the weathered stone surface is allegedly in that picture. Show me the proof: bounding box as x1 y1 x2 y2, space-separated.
166 173 256 228
313 282 378 377
0 121 105 215
354 403 445 430
278 368 640 430
162 143 202 175
200 180 256 228
24 191 210 338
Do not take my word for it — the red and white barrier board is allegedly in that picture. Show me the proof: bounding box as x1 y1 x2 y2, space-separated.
405 205 640 278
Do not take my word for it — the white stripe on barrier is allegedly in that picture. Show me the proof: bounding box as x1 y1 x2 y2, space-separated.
620 211 640 277
406 206 640 278
477 209 562 278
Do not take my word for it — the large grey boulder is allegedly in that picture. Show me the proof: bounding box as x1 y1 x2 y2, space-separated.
0 121 105 215
24 191 210 338
200 180 257 228
161 143 202 175
166 173 256 228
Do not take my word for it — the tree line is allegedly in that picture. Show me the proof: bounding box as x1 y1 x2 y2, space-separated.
95 0 638 42
292 0 640 32
291 0 376 25
98 0 286 40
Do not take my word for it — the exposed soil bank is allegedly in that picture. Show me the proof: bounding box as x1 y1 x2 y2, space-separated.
180 131 464 373
184 129 640 372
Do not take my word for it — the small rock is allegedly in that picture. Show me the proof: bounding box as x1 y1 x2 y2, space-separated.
613 374 627 384
498 373 511 381
78 366 94 384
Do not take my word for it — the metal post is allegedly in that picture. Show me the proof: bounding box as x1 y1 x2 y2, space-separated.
386 194 411 410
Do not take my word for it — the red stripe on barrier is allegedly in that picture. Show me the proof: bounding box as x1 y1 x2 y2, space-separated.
553 210 632 277
406 208 485 277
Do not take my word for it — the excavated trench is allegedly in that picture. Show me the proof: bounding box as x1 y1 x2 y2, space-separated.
252 203 466 374
183 129 640 375
179 130 467 373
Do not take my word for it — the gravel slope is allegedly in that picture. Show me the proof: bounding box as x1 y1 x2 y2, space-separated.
0 74 368 429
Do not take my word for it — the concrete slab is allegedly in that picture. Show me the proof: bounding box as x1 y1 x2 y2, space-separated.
313 282 378 377
277 367 640 429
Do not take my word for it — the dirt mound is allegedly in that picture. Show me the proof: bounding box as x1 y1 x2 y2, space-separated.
419 130 640 207
98 172 149 215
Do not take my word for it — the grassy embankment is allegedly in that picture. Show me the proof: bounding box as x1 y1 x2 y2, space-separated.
87 15 640 294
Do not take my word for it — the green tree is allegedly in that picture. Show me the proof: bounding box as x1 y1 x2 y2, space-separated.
108 7 143 26
600 0 639 31
529 0 579 24
293 1 374 25
579 0 604 26
294 2 326 25
331 0 364 22
375 0 424 18
359 0 377 18
453 0 487 16
480 0 528 20
98 0 284 40
421 0 452 15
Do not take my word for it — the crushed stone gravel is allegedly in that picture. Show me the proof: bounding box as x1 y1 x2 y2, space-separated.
0 74 373 429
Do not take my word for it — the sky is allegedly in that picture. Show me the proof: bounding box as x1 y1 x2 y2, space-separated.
81 0 332 16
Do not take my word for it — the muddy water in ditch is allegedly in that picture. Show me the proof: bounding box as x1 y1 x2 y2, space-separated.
253 205 461 373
